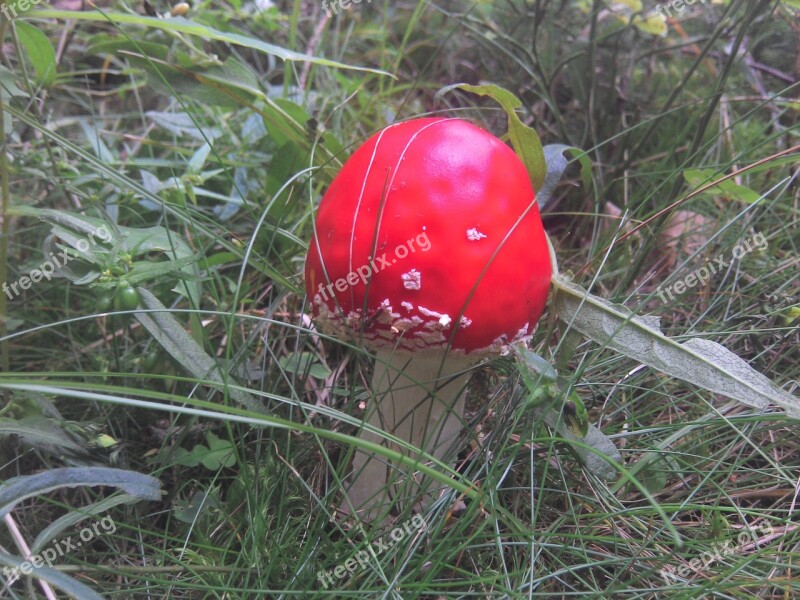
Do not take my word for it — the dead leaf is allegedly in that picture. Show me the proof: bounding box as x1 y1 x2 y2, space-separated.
655 209 709 273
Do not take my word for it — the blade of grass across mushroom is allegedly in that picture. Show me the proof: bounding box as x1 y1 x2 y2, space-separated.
551 276 800 418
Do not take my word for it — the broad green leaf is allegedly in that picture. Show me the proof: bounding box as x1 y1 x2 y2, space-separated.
112 256 198 288
0 467 161 518
173 446 201 467
613 0 643 9
512 343 558 384
17 207 201 305
201 432 236 469
173 490 221 524
86 34 170 61
135 287 264 413
146 111 221 141
441 83 546 191
188 142 212 173
552 275 800 418
137 56 263 109
14 21 56 87
0 64 28 131
27 11 389 75
564 391 589 438
684 168 761 203
278 352 331 380
0 65 29 99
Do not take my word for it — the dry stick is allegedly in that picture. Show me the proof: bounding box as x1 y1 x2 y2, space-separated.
3 514 57 600
575 143 800 278
0 33 9 399
299 12 332 93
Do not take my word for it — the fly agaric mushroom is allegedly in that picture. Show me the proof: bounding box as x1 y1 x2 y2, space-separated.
305 117 551 520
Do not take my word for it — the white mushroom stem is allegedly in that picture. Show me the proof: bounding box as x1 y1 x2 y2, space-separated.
341 350 476 521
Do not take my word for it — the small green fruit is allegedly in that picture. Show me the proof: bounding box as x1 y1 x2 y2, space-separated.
114 284 139 312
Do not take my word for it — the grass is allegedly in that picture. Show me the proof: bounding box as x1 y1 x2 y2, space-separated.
0 0 798 597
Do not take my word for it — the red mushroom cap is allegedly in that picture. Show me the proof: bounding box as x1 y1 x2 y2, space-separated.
305 117 552 356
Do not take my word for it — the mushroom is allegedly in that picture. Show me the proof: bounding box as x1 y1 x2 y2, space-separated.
305 118 551 521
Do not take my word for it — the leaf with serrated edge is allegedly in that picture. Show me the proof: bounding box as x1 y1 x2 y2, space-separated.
553 275 800 418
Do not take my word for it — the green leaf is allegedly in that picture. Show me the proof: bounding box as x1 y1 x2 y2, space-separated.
0 65 29 132
632 10 668 36
0 65 29 99
512 343 558 385
125 256 198 286
201 432 236 469
188 142 212 173
552 275 800 418
135 287 263 413
27 11 389 75
17 207 202 305
564 391 589 438
0 467 161 518
173 490 221 524
514 345 619 478
443 83 546 191
173 446 201 467
684 168 761 204
0 416 90 459
531 400 621 480
278 352 331 380
86 34 170 61
14 21 56 87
